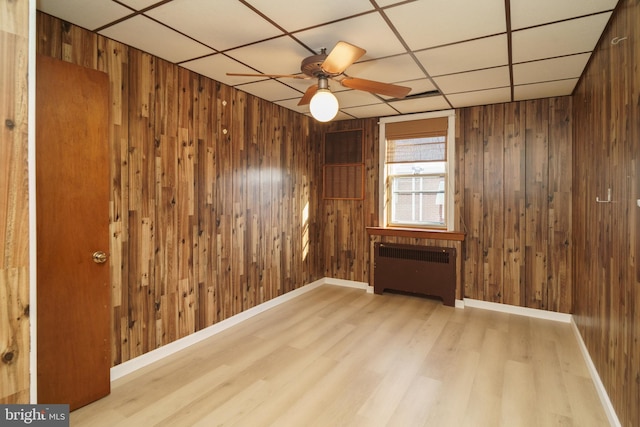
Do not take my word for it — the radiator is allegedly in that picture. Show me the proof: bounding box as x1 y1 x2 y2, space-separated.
373 243 456 306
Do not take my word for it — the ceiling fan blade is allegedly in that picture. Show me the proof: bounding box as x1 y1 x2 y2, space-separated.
321 41 366 75
341 77 411 98
226 72 309 79
298 84 318 106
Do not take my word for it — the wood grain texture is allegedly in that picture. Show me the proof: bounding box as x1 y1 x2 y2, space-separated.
458 99 572 312
327 101 572 313
69 285 608 427
572 1 640 426
36 55 111 410
36 13 323 366
0 0 30 404
320 120 378 282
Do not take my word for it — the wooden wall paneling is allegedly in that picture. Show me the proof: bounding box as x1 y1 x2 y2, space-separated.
631 2 640 422
547 97 572 313
524 99 549 309
462 107 484 299
195 75 215 329
231 90 247 314
269 108 283 299
97 36 129 365
61 22 97 68
0 0 30 404
483 103 505 302
35 14 325 368
176 66 196 338
213 81 230 324
244 96 262 309
363 122 379 280
454 109 466 248
260 106 274 302
458 99 572 311
215 83 234 321
280 120 293 292
126 50 156 359
319 119 378 283
454 110 466 300
572 1 640 425
36 13 62 59
502 102 526 306
608 4 634 422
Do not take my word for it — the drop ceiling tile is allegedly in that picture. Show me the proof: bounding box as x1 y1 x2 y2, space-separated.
274 98 309 115
513 53 590 85
401 78 439 97
181 54 268 87
278 77 317 94
36 0 620 119
332 111 355 121
225 36 313 76
415 35 508 77
434 67 510 94
345 55 425 86
99 15 214 63
36 0 132 31
342 103 399 119
145 0 283 52
294 14 406 59
245 0 373 32
514 79 579 101
235 79 302 102
510 0 619 30
118 0 158 10
447 87 512 108
375 0 410 6
384 0 506 50
389 96 452 114
512 12 612 62
334 90 381 109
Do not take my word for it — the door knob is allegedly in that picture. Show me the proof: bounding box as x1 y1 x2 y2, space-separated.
92 251 108 264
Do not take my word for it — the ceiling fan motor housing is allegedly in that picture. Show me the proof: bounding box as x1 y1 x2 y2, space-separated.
301 53 336 77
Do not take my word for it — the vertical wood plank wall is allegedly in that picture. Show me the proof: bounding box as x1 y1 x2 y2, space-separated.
458 99 573 312
572 0 639 425
325 101 573 313
320 119 379 281
36 13 323 365
0 0 30 405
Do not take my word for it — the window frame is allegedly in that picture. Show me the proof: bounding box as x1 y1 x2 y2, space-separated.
378 110 456 230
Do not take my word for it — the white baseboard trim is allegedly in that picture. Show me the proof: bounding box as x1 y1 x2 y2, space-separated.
463 298 572 323
570 318 621 427
322 277 369 290
111 277 327 381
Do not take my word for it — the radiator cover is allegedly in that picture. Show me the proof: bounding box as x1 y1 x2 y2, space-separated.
373 243 456 306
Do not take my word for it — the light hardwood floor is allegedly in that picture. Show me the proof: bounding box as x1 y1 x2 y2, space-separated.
71 285 609 426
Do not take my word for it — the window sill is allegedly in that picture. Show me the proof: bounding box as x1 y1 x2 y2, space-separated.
366 226 465 241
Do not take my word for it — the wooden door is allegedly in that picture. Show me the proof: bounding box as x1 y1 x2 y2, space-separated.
36 55 111 410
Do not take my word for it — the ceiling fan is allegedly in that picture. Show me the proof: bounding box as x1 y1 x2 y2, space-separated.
226 41 412 121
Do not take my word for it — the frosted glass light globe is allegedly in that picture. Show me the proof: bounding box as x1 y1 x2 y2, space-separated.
310 89 339 122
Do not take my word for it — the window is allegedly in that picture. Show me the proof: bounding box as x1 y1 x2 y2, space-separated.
379 111 455 229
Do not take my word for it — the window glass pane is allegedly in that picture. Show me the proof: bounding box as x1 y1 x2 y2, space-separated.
389 175 445 226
